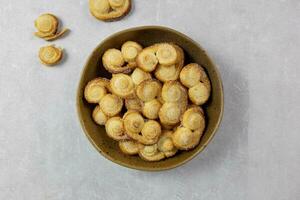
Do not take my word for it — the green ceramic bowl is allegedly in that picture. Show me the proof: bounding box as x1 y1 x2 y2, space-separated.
77 26 224 171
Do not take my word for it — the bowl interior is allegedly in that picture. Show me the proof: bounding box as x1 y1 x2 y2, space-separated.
77 26 223 171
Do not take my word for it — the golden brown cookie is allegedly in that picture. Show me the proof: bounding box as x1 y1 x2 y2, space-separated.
123 111 161 145
121 41 143 65
139 120 161 144
188 82 210 105
35 14 58 37
142 99 161 119
161 81 188 112
172 126 203 150
180 63 210 88
105 116 129 140
34 13 68 41
156 43 178 65
159 102 183 125
123 110 145 139
155 64 179 82
99 94 123 116
84 78 110 103
154 44 184 82
92 105 109 125
38 45 63 66
136 79 162 102
125 97 143 112
181 106 205 131
180 63 202 88
110 74 135 98
180 63 211 105
89 0 131 21
119 140 139 155
131 68 152 86
161 81 187 103
136 44 159 72
138 143 165 162
102 49 133 74
158 130 177 157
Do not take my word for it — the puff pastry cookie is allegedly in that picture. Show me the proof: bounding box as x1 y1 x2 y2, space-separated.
39 45 63 66
123 110 145 138
103 49 132 74
121 41 143 65
142 99 161 119
125 97 142 112
84 77 110 103
123 111 161 145
161 81 187 103
34 13 68 41
172 126 203 150
172 106 206 150
92 105 109 125
156 43 178 65
154 44 184 82
131 68 152 86
136 43 181 73
99 94 123 116
188 82 211 105
159 102 182 126
180 63 211 105
136 79 162 102
180 63 203 88
136 44 159 72
159 80 188 127
110 74 135 98
138 143 165 162
181 106 205 131
105 117 129 140
157 130 177 157
89 0 131 21
119 140 139 155
140 120 162 145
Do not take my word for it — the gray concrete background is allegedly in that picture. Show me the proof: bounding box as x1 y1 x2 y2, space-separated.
0 0 299 199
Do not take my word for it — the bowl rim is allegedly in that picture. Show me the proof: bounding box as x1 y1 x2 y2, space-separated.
76 25 224 171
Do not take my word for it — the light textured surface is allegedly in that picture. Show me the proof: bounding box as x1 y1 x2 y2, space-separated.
0 0 300 199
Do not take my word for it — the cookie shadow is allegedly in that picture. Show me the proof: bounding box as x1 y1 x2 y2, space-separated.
121 0 135 20
56 49 68 66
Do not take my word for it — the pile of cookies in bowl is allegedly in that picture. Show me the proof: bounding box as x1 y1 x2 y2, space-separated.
83 41 211 162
